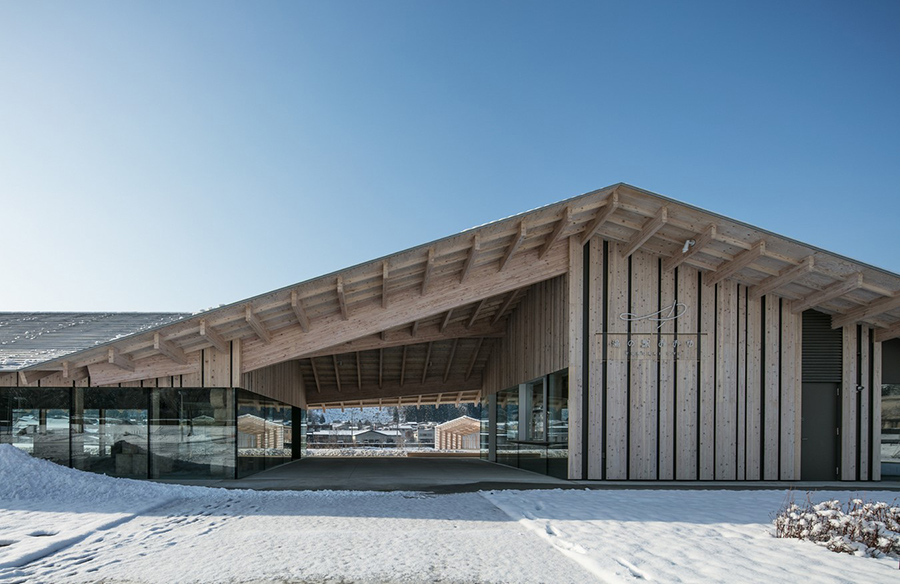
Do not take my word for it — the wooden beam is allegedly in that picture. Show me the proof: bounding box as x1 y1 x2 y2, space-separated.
422 341 433 384
662 223 717 272
580 190 620 245
62 361 89 382
200 320 228 353
108 347 134 372
18 370 55 385
467 298 487 329
410 320 419 337
875 322 900 343
356 351 362 390
310 358 322 393
621 206 668 259
87 353 200 386
154 333 187 364
492 289 520 325
382 261 390 309
465 338 484 381
540 206 572 259
500 222 526 271
831 283 900 328
302 320 504 359
789 273 864 315
291 290 310 332
460 234 480 283
332 355 342 393
749 256 815 300
444 339 459 382
704 240 766 287
241 240 569 372
336 276 349 320
312 374 483 405
421 247 435 295
400 346 408 387
245 306 272 344
440 309 453 333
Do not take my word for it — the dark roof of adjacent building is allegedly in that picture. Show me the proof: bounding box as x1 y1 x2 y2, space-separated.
0 312 190 371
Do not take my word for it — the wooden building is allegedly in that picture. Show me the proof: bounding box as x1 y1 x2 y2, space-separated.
3 183 899 481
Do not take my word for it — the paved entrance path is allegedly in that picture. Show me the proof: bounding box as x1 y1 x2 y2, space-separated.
156 457 571 493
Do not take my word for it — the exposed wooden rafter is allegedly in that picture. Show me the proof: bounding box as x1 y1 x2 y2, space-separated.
467 298 487 329
831 284 900 328
199 320 228 353
332 355 342 393
422 341 433 383
540 206 572 259
440 309 453 333
492 289 520 325
500 221 526 271
622 206 668 259
662 223 717 272
793 273 864 315
465 337 484 381
154 333 187 364
336 276 349 320
19 370 55 385
62 361 89 382
400 346 408 387
704 240 766 287
302 320 504 359
580 190 620 245
421 247 435 295
749 256 815 300
291 290 311 332
245 306 271 344
310 358 322 393
312 375 482 406
875 322 900 343
410 320 420 337
108 347 134 372
443 338 459 382
460 234 480 283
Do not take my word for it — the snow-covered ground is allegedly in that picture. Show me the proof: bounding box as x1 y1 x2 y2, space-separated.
1 444 898 583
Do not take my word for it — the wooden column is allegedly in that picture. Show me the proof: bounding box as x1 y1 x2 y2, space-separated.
567 236 584 479
842 325 858 480
587 236 604 479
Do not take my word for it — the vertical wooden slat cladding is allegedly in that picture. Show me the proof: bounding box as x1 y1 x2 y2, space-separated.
842 325 858 480
240 361 306 408
745 293 762 479
715 280 738 480
763 297 780 480
699 277 716 479
675 266 699 479
482 275 569 395
567 237 584 479
587 236 605 479
629 250 658 480
605 241 629 479
658 261 675 480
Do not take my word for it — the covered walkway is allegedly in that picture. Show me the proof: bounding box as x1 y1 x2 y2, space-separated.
155 457 570 493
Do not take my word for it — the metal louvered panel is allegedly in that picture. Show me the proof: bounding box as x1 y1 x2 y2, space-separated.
802 310 843 383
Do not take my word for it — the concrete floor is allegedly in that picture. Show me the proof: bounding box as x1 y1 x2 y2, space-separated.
156 457 571 493
153 456 900 493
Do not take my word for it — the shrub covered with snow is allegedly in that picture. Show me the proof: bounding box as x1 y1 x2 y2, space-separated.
775 492 900 558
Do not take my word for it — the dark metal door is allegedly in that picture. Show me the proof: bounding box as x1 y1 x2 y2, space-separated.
801 383 840 480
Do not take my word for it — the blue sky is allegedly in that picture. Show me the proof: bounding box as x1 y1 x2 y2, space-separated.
1 1 898 311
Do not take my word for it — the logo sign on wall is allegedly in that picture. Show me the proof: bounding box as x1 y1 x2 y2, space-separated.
601 300 704 361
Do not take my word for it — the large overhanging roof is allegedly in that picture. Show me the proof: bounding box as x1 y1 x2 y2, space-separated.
17 183 900 400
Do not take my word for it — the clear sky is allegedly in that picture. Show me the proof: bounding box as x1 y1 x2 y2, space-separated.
1 1 898 312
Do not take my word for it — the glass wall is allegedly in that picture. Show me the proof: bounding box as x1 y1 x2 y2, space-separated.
0 387 71 467
488 369 568 478
73 387 149 478
1 385 298 481
882 339 900 477
150 388 235 480
236 389 293 478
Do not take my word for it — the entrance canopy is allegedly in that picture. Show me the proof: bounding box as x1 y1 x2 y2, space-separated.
13 183 900 409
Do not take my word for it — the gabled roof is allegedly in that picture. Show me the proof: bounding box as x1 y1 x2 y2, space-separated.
0 312 189 371
15 183 900 400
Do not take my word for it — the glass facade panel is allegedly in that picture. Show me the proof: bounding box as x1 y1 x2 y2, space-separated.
0 387 70 466
488 369 568 478
237 390 292 478
882 384 900 476
150 388 235 480
73 387 149 478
